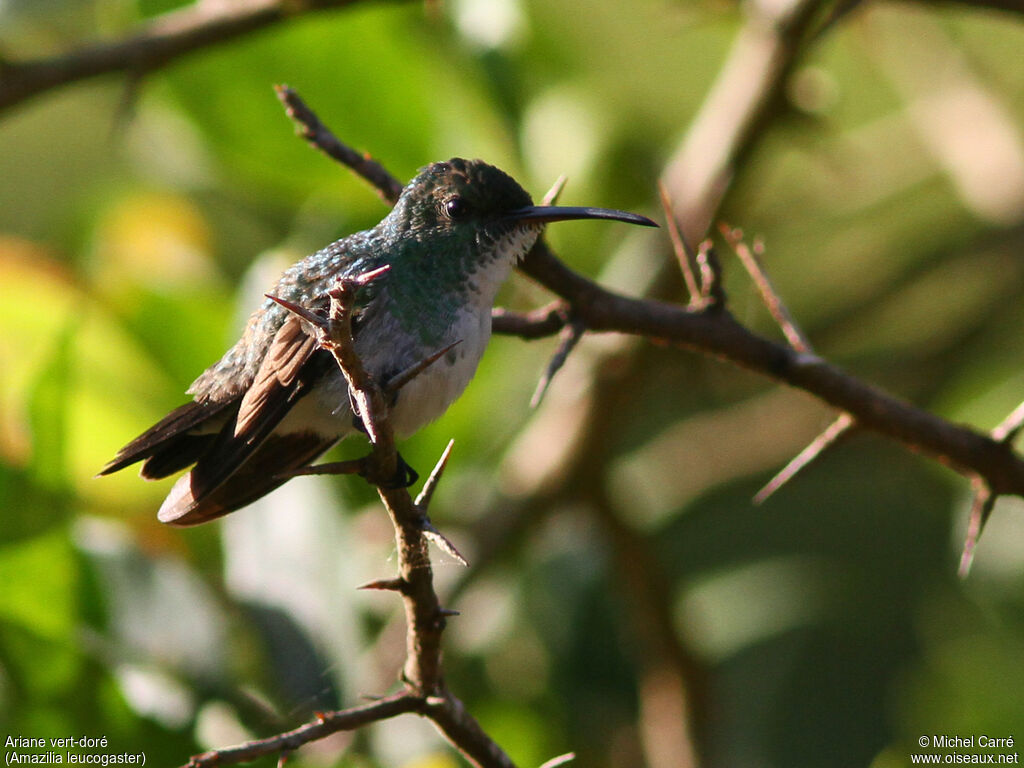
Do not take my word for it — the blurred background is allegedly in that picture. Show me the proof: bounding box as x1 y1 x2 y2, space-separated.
1 0 1023 766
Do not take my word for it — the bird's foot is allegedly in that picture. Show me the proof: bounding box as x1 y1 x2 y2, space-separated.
364 452 418 489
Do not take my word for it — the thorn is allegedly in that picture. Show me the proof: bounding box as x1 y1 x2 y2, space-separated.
437 607 461 617
415 439 455 510
353 263 391 287
386 341 463 396
357 578 405 592
719 222 812 353
696 240 726 306
421 519 469 567
265 293 326 328
958 479 996 579
531 319 586 408
657 182 701 303
276 459 365 479
542 174 569 206
992 399 1024 444
276 750 292 768
539 753 577 768
754 413 855 504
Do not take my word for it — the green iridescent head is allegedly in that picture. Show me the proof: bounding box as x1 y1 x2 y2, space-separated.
381 157 656 261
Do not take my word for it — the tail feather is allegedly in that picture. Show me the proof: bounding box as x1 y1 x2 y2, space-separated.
99 400 234 477
158 432 337 526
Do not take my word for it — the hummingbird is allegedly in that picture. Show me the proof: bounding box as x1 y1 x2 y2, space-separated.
100 158 656 526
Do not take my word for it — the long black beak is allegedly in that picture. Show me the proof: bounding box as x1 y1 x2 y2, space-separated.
507 205 657 228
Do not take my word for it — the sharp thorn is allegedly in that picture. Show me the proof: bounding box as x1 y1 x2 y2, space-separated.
386 341 462 396
754 413 855 504
438 607 461 617
530 319 585 408
958 479 997 579
539 753 577 768
657 182 702 303
357 578 405 592
415 439 455 509
265 294 326 328
542 174 569 206
354 263 391 286
421 520 469 567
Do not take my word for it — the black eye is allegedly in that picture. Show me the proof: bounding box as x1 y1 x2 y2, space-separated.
444 196 471 219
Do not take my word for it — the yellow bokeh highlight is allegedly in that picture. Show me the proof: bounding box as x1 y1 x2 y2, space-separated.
90 191 219 293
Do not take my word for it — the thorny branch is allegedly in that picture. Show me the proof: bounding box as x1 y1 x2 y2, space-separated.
274 82 1024 547
187 272 518 767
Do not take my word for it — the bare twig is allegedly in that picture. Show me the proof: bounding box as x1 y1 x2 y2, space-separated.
182 693 422 768
491 303 569 339
275 84 405 204
0 0 397 115
716 226 858 501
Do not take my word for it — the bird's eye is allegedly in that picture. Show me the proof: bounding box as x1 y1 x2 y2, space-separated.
444 196 471 220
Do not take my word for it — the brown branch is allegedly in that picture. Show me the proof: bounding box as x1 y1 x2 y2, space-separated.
272 84 1024 530
491 303 569 339
275 84 405 204
183 693 421 768
0 0 402 115
214 270 515 767
719 225 857 501
516 239 1024 497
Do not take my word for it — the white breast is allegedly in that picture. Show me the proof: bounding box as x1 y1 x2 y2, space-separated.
387 306 491 437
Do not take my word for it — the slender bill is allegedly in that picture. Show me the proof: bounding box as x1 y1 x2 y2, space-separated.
507 205 658 228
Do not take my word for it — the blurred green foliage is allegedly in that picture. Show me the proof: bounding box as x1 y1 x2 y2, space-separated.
1 0 1024 767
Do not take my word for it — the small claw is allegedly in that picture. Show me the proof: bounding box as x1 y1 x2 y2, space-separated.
369 453 419 489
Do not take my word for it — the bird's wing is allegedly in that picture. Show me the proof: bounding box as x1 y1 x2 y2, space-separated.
157 312 337 526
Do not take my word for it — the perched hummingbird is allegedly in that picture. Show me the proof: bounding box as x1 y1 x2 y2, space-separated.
100 158 656 526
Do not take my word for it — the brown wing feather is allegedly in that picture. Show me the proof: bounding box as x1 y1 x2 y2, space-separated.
235 314 318 436
158 314 333 524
